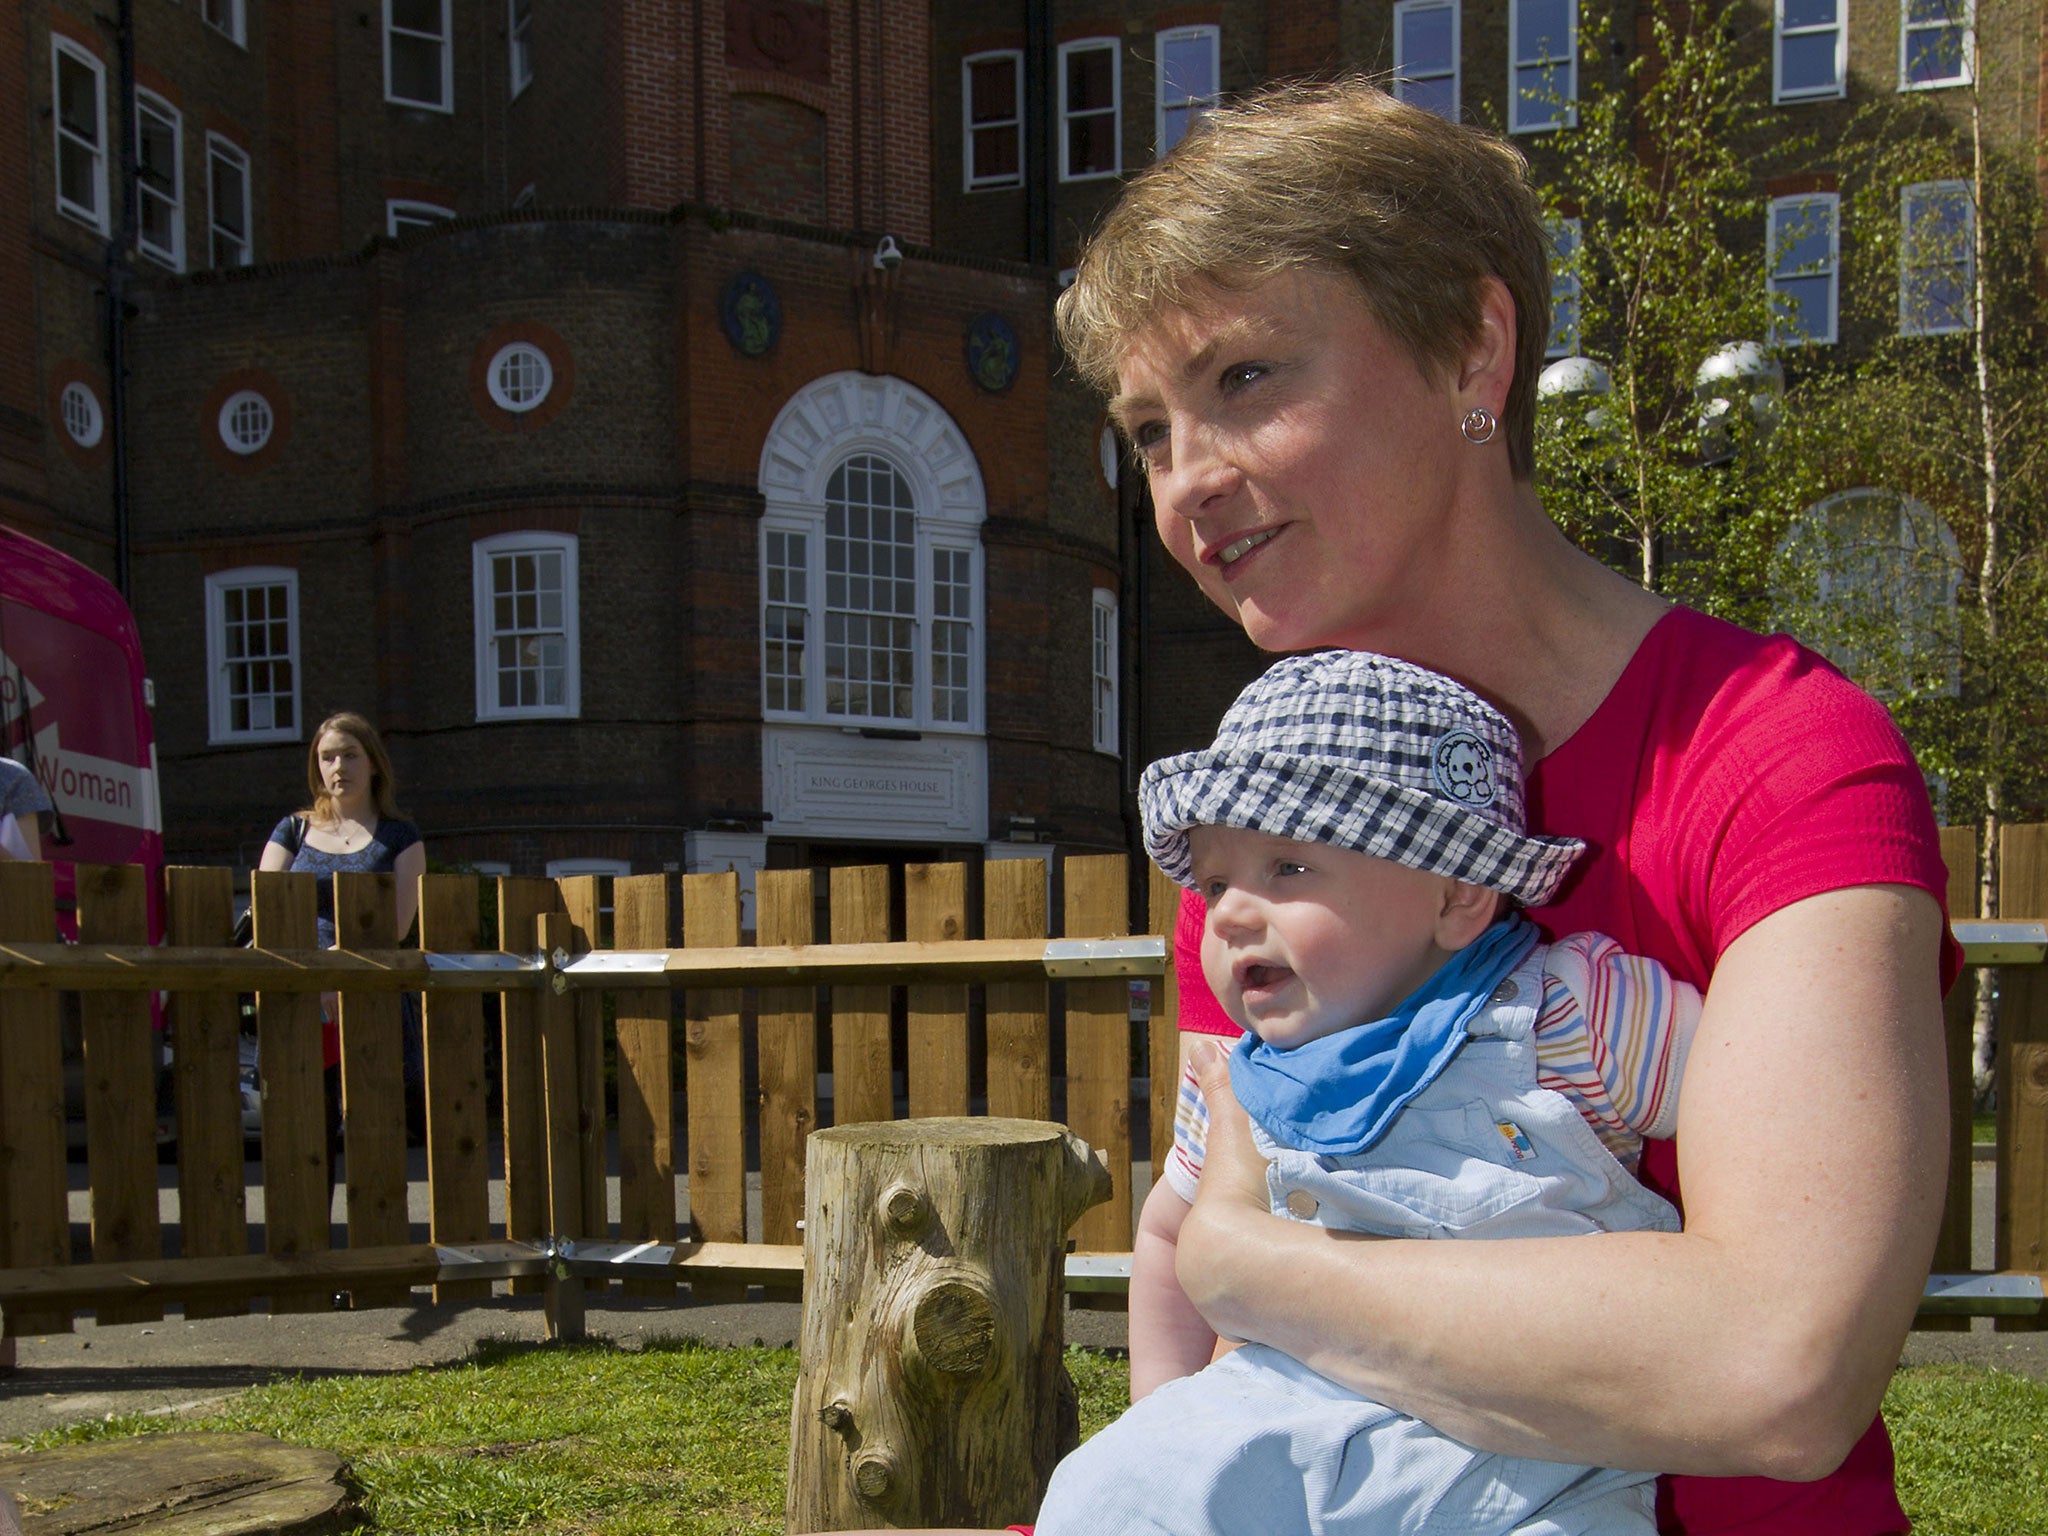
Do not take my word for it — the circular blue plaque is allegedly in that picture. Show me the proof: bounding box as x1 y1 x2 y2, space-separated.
966 312 1019 393
721 271 781 358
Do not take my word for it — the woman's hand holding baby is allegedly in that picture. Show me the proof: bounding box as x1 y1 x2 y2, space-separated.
1178 1041 1289 1343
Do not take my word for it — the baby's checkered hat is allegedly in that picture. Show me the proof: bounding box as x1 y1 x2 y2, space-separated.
1140 651 1584 905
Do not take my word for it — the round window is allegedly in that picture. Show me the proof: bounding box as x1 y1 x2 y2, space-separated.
60 382 104 449
488 342 553 413
219 390 274 455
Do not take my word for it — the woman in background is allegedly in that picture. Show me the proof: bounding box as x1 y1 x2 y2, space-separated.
257 711 425 1197
0 754 53 861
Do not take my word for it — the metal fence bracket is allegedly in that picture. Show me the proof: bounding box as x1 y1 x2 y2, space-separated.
1919 1272 2045 1316
1041 937 1167 979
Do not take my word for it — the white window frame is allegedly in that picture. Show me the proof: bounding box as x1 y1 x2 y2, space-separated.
486 341 553 412
1057 37 1120 182
473 531 581 721
134 90 185 270
1768 193 1840 346
1510 0 1577 133
1900 179 1973 336
1155 24 1220 157
545 858 628 931
202 0 248 47
206 132 251 267
1900 0 1972 88
508 0 533 97
760 456 985 733
545 858 629 878
386 198 455 236
1774 0 1845 103
217 389 274 455
1091 588 1119 756
962 48 1024 191
1545 216 1583 357
51 38 109 233
761 521 810 717
205 567 302 744
1394 0 1460 120
59 381 104 449
385 0 455 112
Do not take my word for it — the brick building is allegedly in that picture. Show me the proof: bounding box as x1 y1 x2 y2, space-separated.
6 0 2040 904
6 0 1140 907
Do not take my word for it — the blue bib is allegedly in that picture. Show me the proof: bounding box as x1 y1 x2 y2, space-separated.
1227 914 1539 1157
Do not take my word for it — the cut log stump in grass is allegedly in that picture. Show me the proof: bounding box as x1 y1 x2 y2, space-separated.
787 1117 1113 1533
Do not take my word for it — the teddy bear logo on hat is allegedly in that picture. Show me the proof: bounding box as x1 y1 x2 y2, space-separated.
1431 730 1497 808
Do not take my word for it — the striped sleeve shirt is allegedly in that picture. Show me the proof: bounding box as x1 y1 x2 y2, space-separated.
1165 930 1701 1202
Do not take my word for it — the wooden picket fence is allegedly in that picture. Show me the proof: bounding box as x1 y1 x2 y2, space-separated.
0 829 2044 1338
0 854 1177 1334
1931 824 2048 1328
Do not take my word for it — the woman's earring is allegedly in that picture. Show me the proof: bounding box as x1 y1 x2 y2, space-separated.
1460 407 1498 445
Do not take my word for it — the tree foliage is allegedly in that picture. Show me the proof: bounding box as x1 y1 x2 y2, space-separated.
1532 0 2048 832
1531 0 1828 618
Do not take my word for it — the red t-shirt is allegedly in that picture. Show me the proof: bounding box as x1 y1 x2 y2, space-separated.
1173 606 1957 1535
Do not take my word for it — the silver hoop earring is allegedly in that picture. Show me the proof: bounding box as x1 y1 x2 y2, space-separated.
1461 407 1498 445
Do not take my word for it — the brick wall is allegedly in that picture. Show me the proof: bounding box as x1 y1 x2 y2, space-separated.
730 94 830 222
506 3 623 208
2 7 49 489
617 0 695 207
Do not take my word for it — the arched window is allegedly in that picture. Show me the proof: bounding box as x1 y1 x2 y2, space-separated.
823 453 918 721
1771 488 1960 699
759 375 985 733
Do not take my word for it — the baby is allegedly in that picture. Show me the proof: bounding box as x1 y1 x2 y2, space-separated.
1033 650 1700 1536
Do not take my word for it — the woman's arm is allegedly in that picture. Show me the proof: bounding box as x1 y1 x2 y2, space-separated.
256 838 294 874
1175 883 1948 1480
0 814 41 861
393 839 425 943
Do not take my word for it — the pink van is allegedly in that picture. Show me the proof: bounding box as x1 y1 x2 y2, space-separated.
0 525 163 942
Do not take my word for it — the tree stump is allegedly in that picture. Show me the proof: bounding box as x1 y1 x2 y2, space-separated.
786 1117 1113 1532
0 1431 356 1534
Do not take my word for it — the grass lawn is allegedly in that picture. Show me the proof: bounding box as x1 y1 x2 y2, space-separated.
11 1343 2045 1534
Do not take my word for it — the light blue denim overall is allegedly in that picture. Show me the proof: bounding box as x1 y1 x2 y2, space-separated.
1034 942 1680 1536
